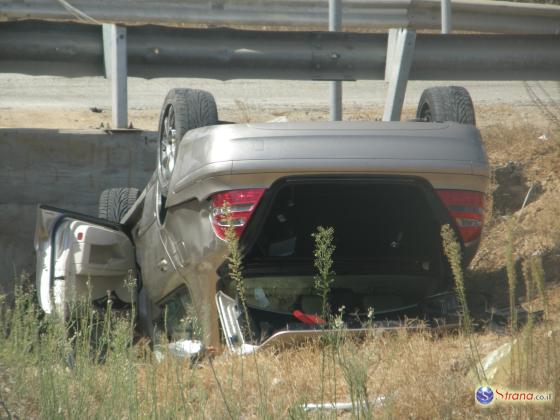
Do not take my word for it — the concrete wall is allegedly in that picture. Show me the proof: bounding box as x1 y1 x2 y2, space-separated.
0 129 157 294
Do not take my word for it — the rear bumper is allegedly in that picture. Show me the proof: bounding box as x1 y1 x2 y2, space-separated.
168 163 489 206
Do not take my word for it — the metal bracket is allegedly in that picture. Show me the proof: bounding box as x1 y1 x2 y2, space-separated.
382 28 416 122
441 0 452 34
329 0 342 121
103 24 128 129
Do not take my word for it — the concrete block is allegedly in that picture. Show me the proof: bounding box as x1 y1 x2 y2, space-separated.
0 129 157 294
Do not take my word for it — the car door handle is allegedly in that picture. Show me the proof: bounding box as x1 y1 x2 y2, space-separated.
157 258 170 272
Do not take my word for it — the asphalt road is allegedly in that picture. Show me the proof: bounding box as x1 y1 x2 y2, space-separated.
1 74 559 110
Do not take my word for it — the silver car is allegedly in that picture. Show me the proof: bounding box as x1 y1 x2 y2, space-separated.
35 86 489 354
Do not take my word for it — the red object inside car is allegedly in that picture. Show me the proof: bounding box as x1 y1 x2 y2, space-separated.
292 310 326 325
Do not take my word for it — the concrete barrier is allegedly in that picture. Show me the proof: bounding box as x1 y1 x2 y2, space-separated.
0 129 157 295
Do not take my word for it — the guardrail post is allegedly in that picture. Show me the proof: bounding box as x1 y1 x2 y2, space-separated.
329 0 342 121
382 28 416 122
103 24 128 129
441 0 452 34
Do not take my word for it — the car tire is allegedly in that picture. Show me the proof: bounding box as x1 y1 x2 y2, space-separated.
416 86 476 125
157 88 219 196
98 187 139 223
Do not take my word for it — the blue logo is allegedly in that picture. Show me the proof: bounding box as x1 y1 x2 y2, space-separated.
476 386 494 405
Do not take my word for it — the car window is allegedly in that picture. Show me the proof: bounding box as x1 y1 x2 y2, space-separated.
153 286 202 343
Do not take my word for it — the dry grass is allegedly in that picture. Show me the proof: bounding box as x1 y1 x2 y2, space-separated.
1 299 557 418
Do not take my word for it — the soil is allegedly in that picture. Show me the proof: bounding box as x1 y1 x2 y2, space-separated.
0 104 557 131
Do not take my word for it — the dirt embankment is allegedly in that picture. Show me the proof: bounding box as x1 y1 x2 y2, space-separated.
469 120 560 309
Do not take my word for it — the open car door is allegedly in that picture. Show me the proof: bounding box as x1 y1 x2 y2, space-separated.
34 205 136 317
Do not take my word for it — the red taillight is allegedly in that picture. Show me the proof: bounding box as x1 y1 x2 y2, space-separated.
436 189 485 244
210 188 266 240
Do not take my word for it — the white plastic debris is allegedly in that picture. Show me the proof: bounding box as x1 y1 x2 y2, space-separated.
169 339 203 356
236 343 259 355
154 339 204 362
302 402 354 411
302 396 385 411
475 341 515 382
538 133 549 141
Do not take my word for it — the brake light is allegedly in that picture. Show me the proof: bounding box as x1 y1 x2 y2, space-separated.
436 189 485 244
210 188 266 240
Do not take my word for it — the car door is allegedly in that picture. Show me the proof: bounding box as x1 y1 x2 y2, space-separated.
35 205 136 317
131 177 177 302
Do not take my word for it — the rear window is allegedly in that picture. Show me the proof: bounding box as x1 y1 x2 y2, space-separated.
245 181 441 272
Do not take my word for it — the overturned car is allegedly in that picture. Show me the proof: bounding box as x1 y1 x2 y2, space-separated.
35 87 490 354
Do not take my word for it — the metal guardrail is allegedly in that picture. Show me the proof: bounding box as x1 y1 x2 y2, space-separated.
1 21 559 81
1 0 560 34
2 1 559 126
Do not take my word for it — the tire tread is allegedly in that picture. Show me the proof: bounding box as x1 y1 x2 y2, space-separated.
98 187 139 223
157 88 218 196
416 86 476 125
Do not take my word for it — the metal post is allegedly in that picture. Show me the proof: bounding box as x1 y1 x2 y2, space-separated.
382 28 416 122
441 0 452 34
329 0 342 121
102 24 112 79
384 28 398 82
105 24 128 129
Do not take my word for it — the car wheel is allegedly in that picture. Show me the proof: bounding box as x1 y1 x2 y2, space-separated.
157 89 219 196
98 187 139 223
416 86 476 125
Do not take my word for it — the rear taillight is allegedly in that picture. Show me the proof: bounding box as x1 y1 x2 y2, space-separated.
436 189 485 244
210 188 266 240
